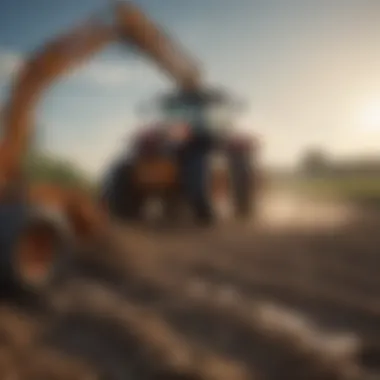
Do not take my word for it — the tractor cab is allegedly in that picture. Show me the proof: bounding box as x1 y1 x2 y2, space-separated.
137 88 244 144
105 89 257 224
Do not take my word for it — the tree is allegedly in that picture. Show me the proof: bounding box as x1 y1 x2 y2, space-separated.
24 127 94 192
300 147 330 175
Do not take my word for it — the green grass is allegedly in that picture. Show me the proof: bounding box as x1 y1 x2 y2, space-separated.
25 152 95 194
272 175 380 208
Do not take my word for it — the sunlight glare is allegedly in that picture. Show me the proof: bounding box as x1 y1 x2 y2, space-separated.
360 100 380 132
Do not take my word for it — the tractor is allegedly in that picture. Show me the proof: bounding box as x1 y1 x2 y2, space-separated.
101 88 260 225
0 0 261 293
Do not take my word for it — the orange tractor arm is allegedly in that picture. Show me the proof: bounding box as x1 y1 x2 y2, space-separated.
0 1 202 236
0 1 202 289
1 0 201 185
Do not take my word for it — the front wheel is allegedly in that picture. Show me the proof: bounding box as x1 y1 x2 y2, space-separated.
229 150 254 221
102 161 143 222
179 154 216 227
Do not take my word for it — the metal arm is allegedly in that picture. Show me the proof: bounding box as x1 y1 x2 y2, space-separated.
0 1 201 187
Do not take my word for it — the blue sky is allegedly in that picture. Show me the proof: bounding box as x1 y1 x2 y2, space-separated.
1 0 380 176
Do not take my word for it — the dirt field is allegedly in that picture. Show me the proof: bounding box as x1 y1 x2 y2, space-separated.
1 192 380 380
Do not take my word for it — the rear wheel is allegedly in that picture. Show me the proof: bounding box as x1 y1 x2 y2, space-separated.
229 150 254 220
102 161 143 222
0 202 71 296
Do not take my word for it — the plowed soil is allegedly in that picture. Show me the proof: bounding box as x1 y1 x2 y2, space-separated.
1 193 380 380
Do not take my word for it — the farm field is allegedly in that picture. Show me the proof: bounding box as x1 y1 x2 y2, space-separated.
0 191 380 380
273 175 380 208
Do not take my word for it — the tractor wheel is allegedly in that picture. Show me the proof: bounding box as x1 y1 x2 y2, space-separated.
102 161 143 222
229 150 254 221
179 154 216 227
0 202 72 296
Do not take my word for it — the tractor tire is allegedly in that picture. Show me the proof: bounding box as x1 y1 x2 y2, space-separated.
0 201 72 297
102 160 143 222
179 151 216 226
229 150 254 221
